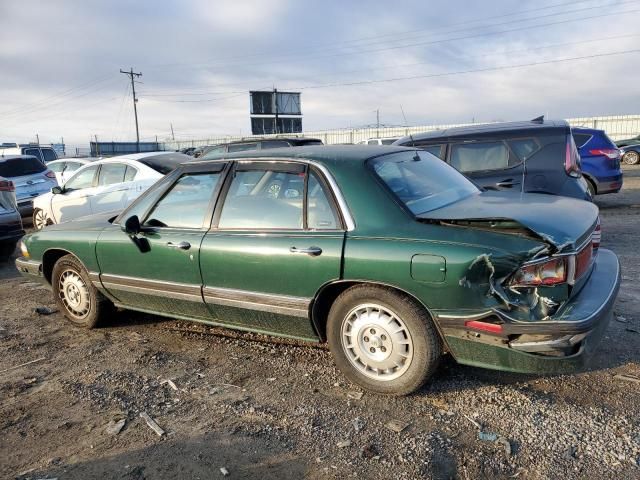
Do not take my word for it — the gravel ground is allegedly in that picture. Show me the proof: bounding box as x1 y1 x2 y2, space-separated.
1 166 639 480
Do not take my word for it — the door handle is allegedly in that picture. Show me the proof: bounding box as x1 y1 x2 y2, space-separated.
167 241 191 250
289 246 322 256
495 179 518 188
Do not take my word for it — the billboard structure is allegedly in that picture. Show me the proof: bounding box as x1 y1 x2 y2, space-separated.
250 90 302 135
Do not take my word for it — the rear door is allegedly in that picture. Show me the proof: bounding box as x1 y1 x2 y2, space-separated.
51 165 99 222
200 160 345 340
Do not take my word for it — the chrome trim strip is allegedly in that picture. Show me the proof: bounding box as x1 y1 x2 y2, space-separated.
100 273 202 302
88 271 100 282
203 286 310 318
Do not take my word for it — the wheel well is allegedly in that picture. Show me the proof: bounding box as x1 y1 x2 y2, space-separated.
583 174 597 194
42 249 72 284
311 281 435 342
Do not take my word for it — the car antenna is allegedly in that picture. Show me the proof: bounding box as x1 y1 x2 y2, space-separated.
400 104 416 148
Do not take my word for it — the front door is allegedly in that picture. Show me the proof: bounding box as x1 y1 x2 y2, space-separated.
96 168 226 319
52 165 99 223
200 161 345 340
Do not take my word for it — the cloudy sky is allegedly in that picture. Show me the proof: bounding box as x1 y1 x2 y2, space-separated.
1 0 639 147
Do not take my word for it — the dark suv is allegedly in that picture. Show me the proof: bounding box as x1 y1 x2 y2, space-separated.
197 137 323 158
394 119 590 201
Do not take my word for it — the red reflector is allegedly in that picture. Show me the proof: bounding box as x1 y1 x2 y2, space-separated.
45 170 56 179
464 320 503 334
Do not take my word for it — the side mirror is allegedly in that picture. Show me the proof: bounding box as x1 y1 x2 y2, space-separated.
122 215 141 235
51 186 64 194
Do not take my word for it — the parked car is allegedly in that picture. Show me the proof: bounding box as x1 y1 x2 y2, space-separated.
0 176 24 261
0 155 58 217
199 137 323 158
620 144 640 165
31 152 190 230
0 144 59 163
15 145 619 395
571 127 623 196
394 118 591 201
46 158 92 185
614 134 640 148
358 137 400 145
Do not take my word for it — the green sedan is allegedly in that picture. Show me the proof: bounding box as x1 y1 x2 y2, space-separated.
15 146 620 395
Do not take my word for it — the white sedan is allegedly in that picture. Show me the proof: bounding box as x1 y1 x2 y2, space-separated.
32 152 190 230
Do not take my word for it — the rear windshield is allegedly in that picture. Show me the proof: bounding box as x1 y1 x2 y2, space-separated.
0 157 46 177
370 151 479 215
138 153 191 175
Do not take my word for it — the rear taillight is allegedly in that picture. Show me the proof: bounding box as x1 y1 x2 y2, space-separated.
510 257 567 287
589 148 620 159
565 136 581 177
0 179 15 192
592 217 601 250
45 170 56 179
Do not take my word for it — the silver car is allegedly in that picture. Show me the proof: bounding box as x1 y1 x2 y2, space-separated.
0 176 23 261
0 155 58 216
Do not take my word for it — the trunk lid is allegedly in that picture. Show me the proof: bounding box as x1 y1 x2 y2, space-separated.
417 191 598 252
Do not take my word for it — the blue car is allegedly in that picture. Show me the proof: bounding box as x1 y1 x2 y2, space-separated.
572 127 623 196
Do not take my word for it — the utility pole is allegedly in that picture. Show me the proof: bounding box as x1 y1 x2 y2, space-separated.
273 87 279 135
94 134 100 157
376 109 380 138
170 123 175 141
120 67 142 151
35 133 40 145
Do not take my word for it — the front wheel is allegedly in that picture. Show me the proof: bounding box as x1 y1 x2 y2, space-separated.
33 208 51 230
327 285 442 395
623 150 639 165
51 254 112 328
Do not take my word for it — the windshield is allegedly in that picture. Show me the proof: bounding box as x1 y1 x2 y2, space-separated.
370 151 479 214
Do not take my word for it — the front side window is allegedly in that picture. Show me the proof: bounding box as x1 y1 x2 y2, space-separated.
66 162 84 172
41 149 57 162
218 168 304 229
24 148 43 162
98 163 127 186
65 166 99 190
371 151 479 215
145 173 221 229
450 141 519 172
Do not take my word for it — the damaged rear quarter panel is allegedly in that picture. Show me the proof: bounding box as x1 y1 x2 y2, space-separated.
342 223 546 313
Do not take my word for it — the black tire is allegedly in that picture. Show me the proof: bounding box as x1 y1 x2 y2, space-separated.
327 284 442 395
586 178 596 198
0 241 17 262
51 254 112 328
623 150 639 165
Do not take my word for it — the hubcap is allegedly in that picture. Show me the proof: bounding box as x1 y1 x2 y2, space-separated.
34 210 48 230
341 304 413 381
58 269 90 318
624 151 639 165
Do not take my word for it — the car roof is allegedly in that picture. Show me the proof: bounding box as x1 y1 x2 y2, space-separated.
188 144 417 168
398 119 570 143
0 154 39 162
111 151 178 161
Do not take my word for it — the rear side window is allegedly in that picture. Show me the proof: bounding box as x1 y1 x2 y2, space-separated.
421 145 444 159
0 157 46 177
124 166 137 181
41 148 57 162
450 141 520 172
506 138 541 161
381 138 398 145
572 133 592 149
98 163 127 186
228 143 259 153
260 140 290 149
367 140 379 145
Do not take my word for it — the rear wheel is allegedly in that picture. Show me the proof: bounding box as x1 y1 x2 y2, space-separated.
32 208 51 230
327 285 442 395
623 150 639 165
51 254 112 328
586 178 596 198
